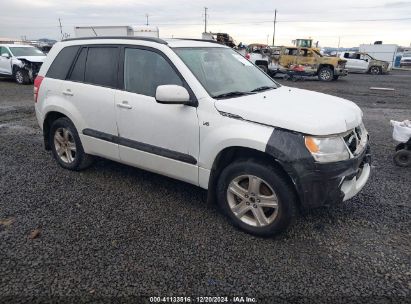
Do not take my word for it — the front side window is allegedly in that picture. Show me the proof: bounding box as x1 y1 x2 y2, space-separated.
173 47 278 98
9 47 44 57
84 47 119 88
124 48 183 97
0 47 11 56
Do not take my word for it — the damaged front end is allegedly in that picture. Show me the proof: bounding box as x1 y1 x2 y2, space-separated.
14 58 43 82
265 126 371 210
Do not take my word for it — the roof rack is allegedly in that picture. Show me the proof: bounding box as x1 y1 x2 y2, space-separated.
62 36 168 45
172 38 223 45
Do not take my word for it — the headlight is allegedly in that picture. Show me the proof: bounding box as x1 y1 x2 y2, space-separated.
305 136 350 163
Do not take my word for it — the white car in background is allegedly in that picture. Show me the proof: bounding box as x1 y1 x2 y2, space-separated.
400 52 411 68
34 37 371 236
338 51 389 75
0 44 46 84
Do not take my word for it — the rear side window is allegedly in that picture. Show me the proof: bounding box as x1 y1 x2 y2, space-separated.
124 48 183 97
46 46 80 80
84 47 118 88
69 48 87 82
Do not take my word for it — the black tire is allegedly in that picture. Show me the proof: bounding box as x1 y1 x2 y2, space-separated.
332 75 339 81
216 159 298 236
393 150 411 167
14 68 30 84
369 66 382 75
258 65 268 73
49 117 94 171
395 143 405 152
318 66 334 81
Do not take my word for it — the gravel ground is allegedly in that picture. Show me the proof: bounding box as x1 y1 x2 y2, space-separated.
0 71 410 303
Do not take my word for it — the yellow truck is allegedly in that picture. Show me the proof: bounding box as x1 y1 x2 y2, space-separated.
273 46 348 81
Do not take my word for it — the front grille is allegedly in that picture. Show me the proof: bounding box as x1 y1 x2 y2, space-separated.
31 62 42 76
343 132 358 154
343 125 367 156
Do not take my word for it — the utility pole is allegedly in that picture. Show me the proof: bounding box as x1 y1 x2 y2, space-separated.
58 18 63 40
145 14 149 26
272 9 277 46
204 7 208 33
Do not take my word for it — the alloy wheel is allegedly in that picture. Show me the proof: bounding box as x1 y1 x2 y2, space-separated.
15 71 23 84
370 66 380 75
227 175 279 227
54 127 76 164
320 69 331 81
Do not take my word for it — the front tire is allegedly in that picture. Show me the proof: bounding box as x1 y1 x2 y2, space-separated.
369 66 382 75
318 66 334 81
14 69 30 84
50 117 94 171
216 160 298 236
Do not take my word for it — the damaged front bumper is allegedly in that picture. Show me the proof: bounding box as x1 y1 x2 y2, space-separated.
289 144 371 209
334 67 348 77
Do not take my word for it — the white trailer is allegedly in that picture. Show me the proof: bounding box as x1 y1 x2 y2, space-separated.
74 25 159 38
359 44 398 70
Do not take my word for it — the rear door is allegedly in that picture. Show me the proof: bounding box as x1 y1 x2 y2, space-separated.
114 46 199 185
63 45 120 160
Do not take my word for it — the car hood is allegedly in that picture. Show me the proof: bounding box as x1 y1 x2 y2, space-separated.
214 86 363 136
15 56 46 63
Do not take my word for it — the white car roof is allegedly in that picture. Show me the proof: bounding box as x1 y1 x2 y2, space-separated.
0 44 36 48
59 37 227 49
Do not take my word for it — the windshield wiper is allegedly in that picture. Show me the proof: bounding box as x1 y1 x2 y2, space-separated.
213 91 255 99
250 86 276 93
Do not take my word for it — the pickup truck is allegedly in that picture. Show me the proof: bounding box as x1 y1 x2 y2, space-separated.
274 46 347 81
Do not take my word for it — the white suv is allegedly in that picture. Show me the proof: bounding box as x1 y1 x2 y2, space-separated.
35 37 371 236
0 44 46 84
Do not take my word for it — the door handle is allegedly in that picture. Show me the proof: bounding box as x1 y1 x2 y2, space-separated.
62 89 73 96
116 101 132 109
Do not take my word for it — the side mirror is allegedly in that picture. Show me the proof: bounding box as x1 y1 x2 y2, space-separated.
365 59 369 62
155 85 190 105
1 53 10 59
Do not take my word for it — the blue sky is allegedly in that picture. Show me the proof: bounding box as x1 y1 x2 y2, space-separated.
1 0 410 47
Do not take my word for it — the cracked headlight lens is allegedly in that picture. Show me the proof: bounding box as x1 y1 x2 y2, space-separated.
305 136 350 163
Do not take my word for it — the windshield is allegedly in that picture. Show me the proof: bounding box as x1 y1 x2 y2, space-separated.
9 47 44 57
313 50 323 57
366 54 375 60
173 47 279 98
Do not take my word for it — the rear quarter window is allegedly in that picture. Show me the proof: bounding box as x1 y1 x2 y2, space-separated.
46 46 80 80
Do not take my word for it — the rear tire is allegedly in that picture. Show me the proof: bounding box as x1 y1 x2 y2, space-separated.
50 117 94 171
216 159 298 236
394 150 410 167
318 66 334 81
14 69 30 84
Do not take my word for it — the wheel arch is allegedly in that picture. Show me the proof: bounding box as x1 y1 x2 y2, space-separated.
318 63 334 72
206 146 300 207
42 111 69 150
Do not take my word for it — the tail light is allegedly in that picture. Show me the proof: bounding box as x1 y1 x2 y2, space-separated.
245 53 251 60
33 76 44 103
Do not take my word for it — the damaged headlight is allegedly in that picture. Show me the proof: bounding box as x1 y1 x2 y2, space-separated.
305 136 349 163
